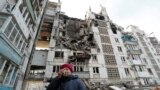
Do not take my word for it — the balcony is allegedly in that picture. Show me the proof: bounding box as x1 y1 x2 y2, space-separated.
0 1 16 12
127 49 142 55
130 60 144 65
107 78 121 83
93 74 100 78
28 74 44 80
124 40 137 45
73 72 90 79
136 71 151 78
121 78 134 82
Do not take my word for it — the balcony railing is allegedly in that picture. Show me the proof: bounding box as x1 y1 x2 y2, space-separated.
130 60 144 65
28 74 44 80
73 71 90 79
127 49 142 55
120 77 134 82
136 71 151 78
93 74 100 78
124 40 137 45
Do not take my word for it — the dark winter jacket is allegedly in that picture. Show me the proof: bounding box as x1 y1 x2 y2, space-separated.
46 75 87 90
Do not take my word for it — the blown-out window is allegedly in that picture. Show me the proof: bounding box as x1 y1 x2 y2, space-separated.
93 67 99 73
55 51 64 58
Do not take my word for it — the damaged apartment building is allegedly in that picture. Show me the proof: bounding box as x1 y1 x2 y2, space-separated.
24 1 160 90
25 2 133 89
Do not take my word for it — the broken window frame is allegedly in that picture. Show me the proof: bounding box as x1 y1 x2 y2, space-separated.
93 67 99 74
54 51 64 59
110 23 117 34
94 14 105 20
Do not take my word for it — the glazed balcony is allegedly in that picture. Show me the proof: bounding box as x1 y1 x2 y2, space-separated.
124 40 138 45
127 49 142 55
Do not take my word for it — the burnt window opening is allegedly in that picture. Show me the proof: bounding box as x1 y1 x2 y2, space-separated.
93 67 99 73
55 51 64 58
94 20 98 27
64 19 67 24
87 33 94 41
41 36 47 40
147 68 153 75
62 31 66 36
80 67 83 72
73 52 76 56
110 23 117 34
95 14 105 20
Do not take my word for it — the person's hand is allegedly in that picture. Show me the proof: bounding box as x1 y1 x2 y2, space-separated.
57 68 71 78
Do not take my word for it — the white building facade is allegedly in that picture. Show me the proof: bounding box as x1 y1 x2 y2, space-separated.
126 25 160 85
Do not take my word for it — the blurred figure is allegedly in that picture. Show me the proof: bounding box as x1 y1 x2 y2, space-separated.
46 63 87 90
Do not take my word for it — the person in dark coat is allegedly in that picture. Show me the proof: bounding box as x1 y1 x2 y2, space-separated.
46 63 87 90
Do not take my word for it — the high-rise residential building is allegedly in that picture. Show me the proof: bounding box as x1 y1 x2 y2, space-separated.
149 37 160 56
126 25 160 85
0 0 47 90
24 1 60 90
26 3 154 89
122 32 152 86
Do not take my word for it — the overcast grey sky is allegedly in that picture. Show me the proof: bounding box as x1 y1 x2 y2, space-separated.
50 0 160 40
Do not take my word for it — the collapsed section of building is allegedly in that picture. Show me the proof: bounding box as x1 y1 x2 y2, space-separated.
56 14 98 62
